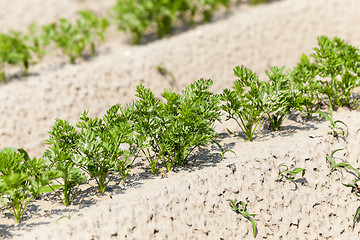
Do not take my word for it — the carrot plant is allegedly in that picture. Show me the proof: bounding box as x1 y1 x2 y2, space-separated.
111 0 152 44
0 147 33 223
263 66 298 131
277 163 306 181
308 36 360 107
132 79 221 173
131 84 164 174
40 10 109 63
160 79 221 170
75 104 138 194
26 23 48 60
111 0 230 44
227 198 257 238
222 65 298 136
18 149 59 199
196 0 231 23
44 119 87 206
0 148 57 223
290 53 322 118
111 104 141 183
221 65 266 141
0 32 33 81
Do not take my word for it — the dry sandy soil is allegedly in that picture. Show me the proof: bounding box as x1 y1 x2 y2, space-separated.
1 0 360 239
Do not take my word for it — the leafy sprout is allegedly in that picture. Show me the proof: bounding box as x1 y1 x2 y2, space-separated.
326 149 360 178
316 102 348 137
0 148 57 223
326 148 360 228
212 140 236 160
277 163 306 181
227 198 257 238
326 148 345 173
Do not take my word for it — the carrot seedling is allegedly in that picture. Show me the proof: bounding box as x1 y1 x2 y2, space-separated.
212 140 236 160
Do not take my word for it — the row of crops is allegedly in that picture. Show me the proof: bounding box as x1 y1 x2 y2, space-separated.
1 35 360 224
0 0 271 82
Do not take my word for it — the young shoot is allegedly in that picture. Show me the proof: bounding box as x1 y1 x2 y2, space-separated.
326 149 360 179
316 102 348 137
227 198 257 238
277 163 306 181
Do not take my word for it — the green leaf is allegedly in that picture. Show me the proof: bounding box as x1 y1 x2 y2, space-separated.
342 182 356 188
250 218 257 237
354 206 360 228
38 185 62 194
291 168 302 174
